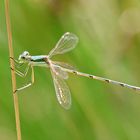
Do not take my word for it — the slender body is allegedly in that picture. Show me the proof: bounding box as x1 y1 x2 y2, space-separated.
12 32 140 109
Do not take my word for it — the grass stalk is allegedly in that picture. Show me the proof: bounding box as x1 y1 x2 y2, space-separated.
4 0 22 140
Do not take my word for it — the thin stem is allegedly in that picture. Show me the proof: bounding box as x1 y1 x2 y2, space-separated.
4 0 22 140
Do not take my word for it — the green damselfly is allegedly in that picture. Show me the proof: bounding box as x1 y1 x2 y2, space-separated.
11 32 140 109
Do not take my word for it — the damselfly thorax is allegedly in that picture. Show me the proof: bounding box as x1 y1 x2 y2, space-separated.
12 32 140 109
30 55 50 67
19 52 51 67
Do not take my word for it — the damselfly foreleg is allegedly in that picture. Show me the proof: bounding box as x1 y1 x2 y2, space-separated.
10 62 35 93
10 57 23 67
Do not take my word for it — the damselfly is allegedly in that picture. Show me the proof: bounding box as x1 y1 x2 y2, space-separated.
11 32 140 109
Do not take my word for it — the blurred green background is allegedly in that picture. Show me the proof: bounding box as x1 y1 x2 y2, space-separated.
1 0 140 140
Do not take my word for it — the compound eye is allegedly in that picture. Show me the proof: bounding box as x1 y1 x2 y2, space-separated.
26 52 29 55
24 51 29 56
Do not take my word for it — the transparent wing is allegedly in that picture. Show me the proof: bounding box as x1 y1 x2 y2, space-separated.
48 32 79 58
50 67 71 109
52 61 77 71
52 63 69 79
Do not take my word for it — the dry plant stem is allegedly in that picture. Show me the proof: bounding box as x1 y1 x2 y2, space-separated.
5 0 22 140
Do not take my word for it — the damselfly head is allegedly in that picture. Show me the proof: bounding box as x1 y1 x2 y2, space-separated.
18 51 30 63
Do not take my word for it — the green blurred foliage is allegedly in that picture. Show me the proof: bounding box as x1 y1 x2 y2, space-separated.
1 0 140 140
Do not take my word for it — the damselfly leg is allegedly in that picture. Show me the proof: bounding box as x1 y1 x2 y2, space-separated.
15 66 35 92
11 59 35 92
10 57 23 68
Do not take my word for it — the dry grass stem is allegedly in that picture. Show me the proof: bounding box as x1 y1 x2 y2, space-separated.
5 0 22 140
